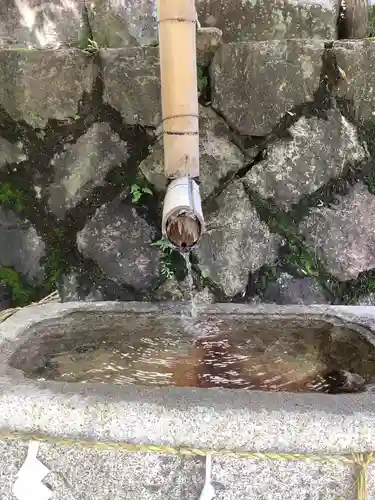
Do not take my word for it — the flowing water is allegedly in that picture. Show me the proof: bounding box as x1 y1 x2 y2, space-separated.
182 252 197 318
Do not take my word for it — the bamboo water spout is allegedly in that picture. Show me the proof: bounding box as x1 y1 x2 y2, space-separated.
157 0 205 251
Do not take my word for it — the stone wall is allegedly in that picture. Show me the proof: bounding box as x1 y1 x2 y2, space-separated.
1 0 375 309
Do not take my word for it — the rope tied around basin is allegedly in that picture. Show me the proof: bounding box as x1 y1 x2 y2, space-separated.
0 429 371 500
0 297 372 499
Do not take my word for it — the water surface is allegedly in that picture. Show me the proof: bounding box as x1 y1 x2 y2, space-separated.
11 311 375 393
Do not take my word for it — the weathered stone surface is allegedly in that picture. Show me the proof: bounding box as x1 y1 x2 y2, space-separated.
152 278 190 302
0 208 45 283
299 183 375 281
43 444 206 500
244 109 365 210
338 1 369 42
0 49 94 128
152 277 216 304
58 268 137 302
0 428 368 500
263 273 329 305
139 106 245 200
211 455 354 500
334 40 375 124
89 2 222 63
0 438 359 500
196 0 338 43
0 137 27 169
355 294 375 306
211 40 325 136
88 0 337 47
88 0 158 48
196 27 223 67
195 180 280 297
0 0 84 48
0 439 206 500
58 272 105 302
101 47 161 127
77 197 160 292
48 123 128 218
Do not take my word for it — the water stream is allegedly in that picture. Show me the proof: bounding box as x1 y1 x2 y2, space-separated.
182 252 197 318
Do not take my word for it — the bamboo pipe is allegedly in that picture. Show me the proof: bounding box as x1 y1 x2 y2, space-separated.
158 0 205 251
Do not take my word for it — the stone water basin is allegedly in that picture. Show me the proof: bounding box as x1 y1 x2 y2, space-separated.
3 304 375 500
4 302 375 394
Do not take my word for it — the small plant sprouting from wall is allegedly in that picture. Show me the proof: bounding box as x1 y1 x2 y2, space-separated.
43 227 69 291
151 237 176 280
197 66 208 96
83 38 100 54
130 184 153 203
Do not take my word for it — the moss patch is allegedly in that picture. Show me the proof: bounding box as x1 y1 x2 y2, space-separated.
197 65 211 105
367 5 375 38
0 183 26 213
0 267 36 306
243 183 342 302
39 225 70 295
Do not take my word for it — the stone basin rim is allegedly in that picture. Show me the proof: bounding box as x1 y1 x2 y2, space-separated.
0 302 375 455
2 300 375 334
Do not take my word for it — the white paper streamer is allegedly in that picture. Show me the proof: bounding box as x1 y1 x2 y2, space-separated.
12 441 52 500
199 453 215 500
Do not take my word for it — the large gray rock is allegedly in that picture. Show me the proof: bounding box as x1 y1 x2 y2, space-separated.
77 197 160 292
195 180 280 297
139 106 246 200
299 183 375 281
87 0 158 48
0 0 84 48
244 109 365 210
152 277 216 305
196 0 339 42
89 2 222 64
211 40 325 136
0 49 94 128
334 40 375 124
196 27 223 67
48 123 128 218
0 137 27 170
0 208 45 283
152 278 191 302
263 273 330 305
58 272 105 302
87 0 338 47
101 40 227 128
101 47 161 127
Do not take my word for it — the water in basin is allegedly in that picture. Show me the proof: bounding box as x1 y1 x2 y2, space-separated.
10 310 375 393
